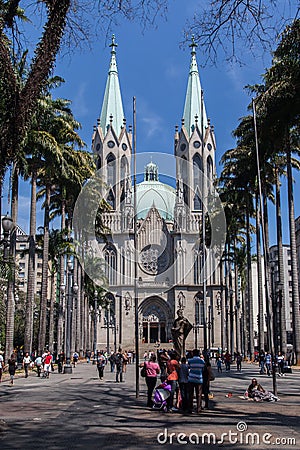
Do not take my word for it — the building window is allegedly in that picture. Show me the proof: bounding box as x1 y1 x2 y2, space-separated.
107 153 116 188
104 245 117 285
195 299 204 326
193 153 203 210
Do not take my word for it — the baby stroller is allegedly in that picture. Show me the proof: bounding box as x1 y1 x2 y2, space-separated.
153 381 172 412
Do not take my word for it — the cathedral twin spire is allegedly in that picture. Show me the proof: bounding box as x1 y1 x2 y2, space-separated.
99 35 125 137
99 34 208 140
183 36 208 137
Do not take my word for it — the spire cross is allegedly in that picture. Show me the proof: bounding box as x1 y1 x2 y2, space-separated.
110 34 118 54
189 35 198 55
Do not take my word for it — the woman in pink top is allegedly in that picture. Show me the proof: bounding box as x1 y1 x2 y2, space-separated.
143 355 160 407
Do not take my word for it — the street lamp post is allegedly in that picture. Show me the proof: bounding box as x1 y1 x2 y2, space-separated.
93 290 98 361
59 283 66 355
64 258 78 374
113 314 117 353
1 215 13 261
106 299 111 355
216 291 224 352
229 288 234 356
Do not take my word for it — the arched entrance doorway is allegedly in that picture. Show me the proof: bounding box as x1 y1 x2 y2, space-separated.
139 297 171 344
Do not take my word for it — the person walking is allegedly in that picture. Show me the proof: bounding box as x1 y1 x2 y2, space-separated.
265 352 272 376
0 351 4 383
259 350 266 374
187 349 205 414
72 351 79 367
96 351 106 380
109 351 116 372
43 351 53 378
236 352 242 372
142 354 160 407
35 355 43 377
23 352 31 378
114 349 124 382
8 353 17 385
277 352 285 376
216 357 222 373
224 351 231 372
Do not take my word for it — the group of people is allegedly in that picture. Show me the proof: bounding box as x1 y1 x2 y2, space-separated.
93 348 132 382
215 351 243 373
258 350 288 376
141 349 214 414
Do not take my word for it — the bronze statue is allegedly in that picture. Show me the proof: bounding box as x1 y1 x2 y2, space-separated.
171 309 193 357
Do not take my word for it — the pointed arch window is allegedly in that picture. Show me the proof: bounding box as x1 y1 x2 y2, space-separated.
193 187 201 211
179 156 188 205
97 156 101 170
193 153 203 210
120 155 128 187
107 188 115 210
104 245 117 285
207 155 213 193
194 243 203 284
195 292 204 326
107 153 116 188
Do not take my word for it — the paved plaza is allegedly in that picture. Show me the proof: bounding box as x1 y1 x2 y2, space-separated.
0 360 300 449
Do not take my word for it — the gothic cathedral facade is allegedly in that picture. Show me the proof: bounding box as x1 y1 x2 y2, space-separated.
91 36 222 352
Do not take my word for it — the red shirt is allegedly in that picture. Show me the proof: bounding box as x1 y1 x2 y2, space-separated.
44 355 52 364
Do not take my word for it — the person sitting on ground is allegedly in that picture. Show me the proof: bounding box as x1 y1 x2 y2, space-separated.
247 378 279 402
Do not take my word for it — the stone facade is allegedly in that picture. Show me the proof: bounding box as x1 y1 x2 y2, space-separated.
91 37 223 353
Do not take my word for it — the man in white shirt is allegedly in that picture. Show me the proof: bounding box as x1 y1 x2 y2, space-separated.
23 352 31 378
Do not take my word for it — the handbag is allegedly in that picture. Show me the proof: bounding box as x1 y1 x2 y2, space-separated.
140 363 146 377
209 369 215 382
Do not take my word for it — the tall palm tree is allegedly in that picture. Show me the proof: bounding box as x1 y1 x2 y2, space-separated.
256 19 300 364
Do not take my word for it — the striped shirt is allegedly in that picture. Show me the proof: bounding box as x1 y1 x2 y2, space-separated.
188 356 205 384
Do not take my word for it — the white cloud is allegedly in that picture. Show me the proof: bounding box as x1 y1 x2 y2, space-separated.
141 113 164 138
72 82 89 118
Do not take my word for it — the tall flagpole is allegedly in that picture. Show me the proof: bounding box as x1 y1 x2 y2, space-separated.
201 89 208 353
252 98 277 395
133 96 139 398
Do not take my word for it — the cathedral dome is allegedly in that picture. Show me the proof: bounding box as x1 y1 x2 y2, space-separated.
136 162 176 221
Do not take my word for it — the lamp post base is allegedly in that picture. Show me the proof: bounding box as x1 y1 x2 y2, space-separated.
64 364 72 374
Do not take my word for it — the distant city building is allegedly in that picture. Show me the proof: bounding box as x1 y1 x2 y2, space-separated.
1 217 44 297
296 216 300 301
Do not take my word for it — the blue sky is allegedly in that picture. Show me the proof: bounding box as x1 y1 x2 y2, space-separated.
3 0 299 246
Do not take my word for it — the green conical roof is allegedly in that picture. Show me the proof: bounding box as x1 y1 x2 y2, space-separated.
100 35 125 137
183 37 208 136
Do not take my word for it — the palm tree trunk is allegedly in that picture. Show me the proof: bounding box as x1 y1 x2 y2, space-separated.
263 188 274 353
75 263 82 354
246 207 254 359
48 270 56 353
24 170 37 354
255 193 264 351
5 164 18 363
57 199 66 354
275 167 286 354
71 256 78 353
38 183 51 355
286 135 300 365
